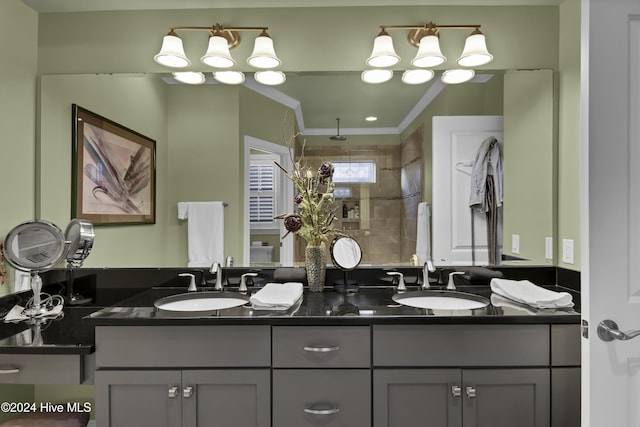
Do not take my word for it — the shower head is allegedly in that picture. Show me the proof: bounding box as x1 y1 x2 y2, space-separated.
330 118 347 141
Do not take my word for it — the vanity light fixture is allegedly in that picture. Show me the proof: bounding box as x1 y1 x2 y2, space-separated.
441 69 475 84
254 70 286 86
213 71 246 85
172 71 206 85
154 23 284 85
363 22 493 85
361 69 394 84
402 69 435 85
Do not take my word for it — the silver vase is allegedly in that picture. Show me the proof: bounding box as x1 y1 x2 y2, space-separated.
305 242 326 292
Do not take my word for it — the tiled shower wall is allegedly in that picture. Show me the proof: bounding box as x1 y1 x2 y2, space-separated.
300 133 423 265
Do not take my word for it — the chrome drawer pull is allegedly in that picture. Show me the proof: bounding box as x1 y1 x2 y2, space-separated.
183 386 193 398
303 345 340 353
466 386 477 398
451 385 462 397
168 386 179 398
304 403 340 415
0 368 19 374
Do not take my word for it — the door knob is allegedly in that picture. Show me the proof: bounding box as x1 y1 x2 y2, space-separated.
597 319 640 341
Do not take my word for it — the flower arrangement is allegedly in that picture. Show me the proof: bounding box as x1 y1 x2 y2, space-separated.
274 135 340 247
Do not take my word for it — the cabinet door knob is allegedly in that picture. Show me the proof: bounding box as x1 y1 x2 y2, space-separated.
466 386 477 398
303 345 340 353
183 386 193 398
451 385 462 397
168 386 179 398
303 403 340 415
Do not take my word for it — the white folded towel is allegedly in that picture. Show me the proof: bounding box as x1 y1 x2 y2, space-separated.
490 278 574 309
250 282 304 311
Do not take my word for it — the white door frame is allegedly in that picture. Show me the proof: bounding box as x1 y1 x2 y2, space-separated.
243 135 294 266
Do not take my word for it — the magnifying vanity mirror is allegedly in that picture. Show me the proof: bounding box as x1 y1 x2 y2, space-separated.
64 219 95 305
330 236 363 293
3 219 69 317
2 218 96 317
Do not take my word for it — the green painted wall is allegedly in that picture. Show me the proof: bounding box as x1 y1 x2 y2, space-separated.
0 385 34 423
38 74 173 267
503 70 555 265
0 1 38 295
558 0 581 270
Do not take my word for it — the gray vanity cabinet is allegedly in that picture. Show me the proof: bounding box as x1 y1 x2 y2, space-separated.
272 326 371 427
372 324 552 427
373 368 549 427
94 325 271 427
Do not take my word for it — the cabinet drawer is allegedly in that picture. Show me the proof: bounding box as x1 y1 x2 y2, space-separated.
273 326 370 368
273 369 370 427
0 354 85 384
96 325 270 368
373 324 549 366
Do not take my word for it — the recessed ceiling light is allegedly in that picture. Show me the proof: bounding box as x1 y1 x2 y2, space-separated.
365 116 378 122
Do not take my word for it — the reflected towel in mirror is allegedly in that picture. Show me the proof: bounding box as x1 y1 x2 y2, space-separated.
177 201 225 268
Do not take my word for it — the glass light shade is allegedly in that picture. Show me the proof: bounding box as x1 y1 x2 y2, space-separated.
172 72 206 85
154 34 190 68
361 69 394 84
402 69 435 85
441 69 475 84
411 35 446 68
247 35 281 69
366 34 400 68
254 70 286 86
201 35 236 68
457 32 493 67
213 71 245 85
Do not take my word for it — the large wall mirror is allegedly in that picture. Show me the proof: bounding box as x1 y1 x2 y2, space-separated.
34 68 554 272
4 3 572 290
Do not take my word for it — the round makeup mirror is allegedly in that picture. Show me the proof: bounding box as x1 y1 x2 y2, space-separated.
64 219 95 305
3 220 67 273
3 219 69 317
330 236 363 293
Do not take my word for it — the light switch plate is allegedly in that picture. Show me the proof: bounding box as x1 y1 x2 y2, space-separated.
512 234 520 254
545 237 553 260
562 239 574 264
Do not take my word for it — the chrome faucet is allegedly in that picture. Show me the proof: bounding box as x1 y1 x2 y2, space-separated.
210 262 223 291
447 271 465 290
179 273 198 292
387 271 406 292
422 260 436 290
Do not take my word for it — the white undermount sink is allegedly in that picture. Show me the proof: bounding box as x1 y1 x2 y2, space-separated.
392 290 490 310
154 292 250 312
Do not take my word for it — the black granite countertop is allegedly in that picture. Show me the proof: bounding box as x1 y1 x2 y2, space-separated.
84 284 581 326
0 306 99 354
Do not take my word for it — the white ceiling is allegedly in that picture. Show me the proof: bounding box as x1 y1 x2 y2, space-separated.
21 0 562 13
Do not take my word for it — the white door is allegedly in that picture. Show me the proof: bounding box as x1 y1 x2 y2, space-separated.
583 1 640 425
432 115 504 266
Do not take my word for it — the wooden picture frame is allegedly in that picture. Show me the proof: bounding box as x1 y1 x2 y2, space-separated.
71 104 156 225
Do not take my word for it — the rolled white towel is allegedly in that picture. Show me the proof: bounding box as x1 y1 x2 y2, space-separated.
490 278 574 309
250 282 304 311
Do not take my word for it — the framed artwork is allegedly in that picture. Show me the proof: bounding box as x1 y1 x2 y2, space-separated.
71 104 156 225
